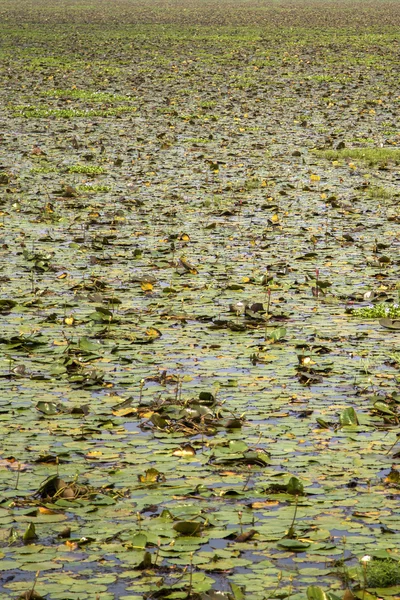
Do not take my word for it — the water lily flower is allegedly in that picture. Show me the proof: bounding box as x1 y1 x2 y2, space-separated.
361 555 372 563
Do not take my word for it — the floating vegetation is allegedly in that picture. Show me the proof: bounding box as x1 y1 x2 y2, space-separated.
42 88 133 102
315 147 400 165
30 165 58 174
352 303 400 319
76 183 112 192
13 106 137 118
2 1 400 599
68 164 106 175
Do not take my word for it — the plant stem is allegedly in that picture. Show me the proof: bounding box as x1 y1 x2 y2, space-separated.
28 570 40 600
287 495 299 538
242 468 252 492
187 552 194 599
139 379 145 404
15 462 21 490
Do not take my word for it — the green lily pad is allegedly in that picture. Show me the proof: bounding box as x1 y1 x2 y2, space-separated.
277 539 311 551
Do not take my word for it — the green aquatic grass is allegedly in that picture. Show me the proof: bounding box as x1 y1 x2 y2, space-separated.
76 184 112 192
42 89 133 102
13 106 137 118
184 137 210 144
68 165 105 175
199 100 217 109
366 559 400 588
26 56 81 71
306 73 353 83
367 185 395 200
30 166 58 174
315 147 400 165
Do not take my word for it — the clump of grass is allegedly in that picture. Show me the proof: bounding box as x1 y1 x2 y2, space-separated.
200 100 217 109
365 559 400 588
42 89 133 102
367 185 394 200
315 147 400 165
244 177 262 190
306 74 352 83
388 351 400 365
30 166 58 174
179 113 200 121
13 106 137 118
184 137 210 144
76 184 112 193
178 88 193 96
68 165 105 175
352 303 400 319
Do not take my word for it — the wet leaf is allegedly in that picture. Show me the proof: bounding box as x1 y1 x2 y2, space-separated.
379 319 400 330
307 586 330 600
173 521 202 536
36 401 61 415
339 407 359 426
278 539 310 551
287 476 305 496
373 401 396 416
141 282 154 292
131 533 147 549
23 522 37 543
384 468 400 485
172 444 196 457
229 583 245 600
138 468 166 484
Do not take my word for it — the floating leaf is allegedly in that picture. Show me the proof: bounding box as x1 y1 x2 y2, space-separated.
379 318 400 330
141 282 154 292
36 401 61 415
269 327 287 342
198 392 215 405
0 299 17 312
150 414 168 429
173 521 202 536
131 533 147 549
384 468 400 485
172 444 196 457
145 327 162 339
277 538 310 551
138 468 165 484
